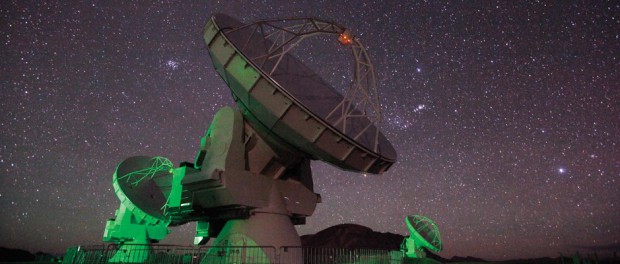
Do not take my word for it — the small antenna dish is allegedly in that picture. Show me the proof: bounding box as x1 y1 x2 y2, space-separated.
112 156 173 224
103 156 173 262
401 215 443 258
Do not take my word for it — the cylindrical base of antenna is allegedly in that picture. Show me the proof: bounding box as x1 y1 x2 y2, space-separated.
202 214 301 264
221 213 301 247
201 186 302 264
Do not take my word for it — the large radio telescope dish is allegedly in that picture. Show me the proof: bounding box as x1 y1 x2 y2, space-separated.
205 13 396 174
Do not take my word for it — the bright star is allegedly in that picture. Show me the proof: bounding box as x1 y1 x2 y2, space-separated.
166 60 179 70
558 167 566 174
413 104 426 113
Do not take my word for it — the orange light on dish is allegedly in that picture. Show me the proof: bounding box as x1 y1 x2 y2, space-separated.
338 29 353 45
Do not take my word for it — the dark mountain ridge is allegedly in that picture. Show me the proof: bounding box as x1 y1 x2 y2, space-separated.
301 223 405 250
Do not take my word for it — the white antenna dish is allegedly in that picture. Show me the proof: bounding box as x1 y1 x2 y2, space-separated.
205 13 396 173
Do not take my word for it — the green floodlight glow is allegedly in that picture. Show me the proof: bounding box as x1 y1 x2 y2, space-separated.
401 215 442 259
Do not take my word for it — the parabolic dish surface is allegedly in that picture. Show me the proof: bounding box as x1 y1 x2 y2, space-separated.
204 13 396 174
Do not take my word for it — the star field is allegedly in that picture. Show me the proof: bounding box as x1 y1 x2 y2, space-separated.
1 1 619 260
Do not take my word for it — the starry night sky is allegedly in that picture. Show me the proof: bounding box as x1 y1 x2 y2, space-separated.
1 1 619 260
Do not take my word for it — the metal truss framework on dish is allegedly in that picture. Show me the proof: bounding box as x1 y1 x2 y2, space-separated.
206 14 396 174
223 16 383 145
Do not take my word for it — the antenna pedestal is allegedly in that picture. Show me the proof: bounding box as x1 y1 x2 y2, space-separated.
103 203 169 263
204 186 301 264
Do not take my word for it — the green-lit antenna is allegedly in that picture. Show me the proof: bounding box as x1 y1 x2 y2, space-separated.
103 156 174 263
401 215 443 259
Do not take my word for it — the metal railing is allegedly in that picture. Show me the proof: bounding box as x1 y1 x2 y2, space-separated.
63 244 401 264
279 246 398 264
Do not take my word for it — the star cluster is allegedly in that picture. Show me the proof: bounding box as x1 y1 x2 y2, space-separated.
1 1 618 260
